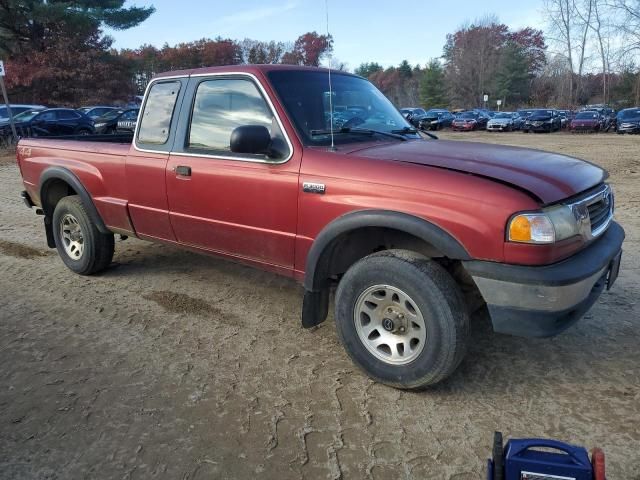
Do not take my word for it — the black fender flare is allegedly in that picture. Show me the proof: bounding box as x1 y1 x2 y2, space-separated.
303 209 470 292
40 166 109 234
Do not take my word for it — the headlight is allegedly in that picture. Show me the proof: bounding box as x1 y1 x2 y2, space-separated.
95 123 105 128
508 204 583 244
508 214 555 243
431 120 438 124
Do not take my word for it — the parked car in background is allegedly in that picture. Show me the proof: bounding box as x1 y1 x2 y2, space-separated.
94 109 139 134
417 109 455 130
78 106 119 121
582 106 615 131
522 109 562 133
0 104 45 122
516 109 535 122
451 110 490 131
486 112 521 131
476 108 495 118
400 108 426 126
557 110 571 129
116 109 139 133
0 108 94 138
400 107 425 118
570 111 603 133
616 107 640 134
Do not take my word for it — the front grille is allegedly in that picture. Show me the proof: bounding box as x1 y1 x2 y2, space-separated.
587 192 611 233
566 184 613 240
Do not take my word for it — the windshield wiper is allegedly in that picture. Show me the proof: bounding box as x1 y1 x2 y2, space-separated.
310 127 407 141
390 126 417 134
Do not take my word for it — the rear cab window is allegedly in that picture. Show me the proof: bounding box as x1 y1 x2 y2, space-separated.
136 79 184 151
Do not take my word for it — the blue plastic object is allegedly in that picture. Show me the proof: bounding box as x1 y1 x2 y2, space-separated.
504 438 593 480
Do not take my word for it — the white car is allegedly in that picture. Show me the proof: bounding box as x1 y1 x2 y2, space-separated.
0 104 46 122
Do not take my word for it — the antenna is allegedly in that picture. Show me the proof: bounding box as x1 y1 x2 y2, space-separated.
325 0 336 151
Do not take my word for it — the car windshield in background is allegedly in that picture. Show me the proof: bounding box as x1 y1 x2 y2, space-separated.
575 112 599 119
620 109 640 119
12 110 41 122
267 70 415 146
493 112 512 119
425 109 445 116
459 112 478 119
97 110 124 121
532 110 553 116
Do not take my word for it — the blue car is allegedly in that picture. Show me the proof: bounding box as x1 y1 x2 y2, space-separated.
616 107 640 134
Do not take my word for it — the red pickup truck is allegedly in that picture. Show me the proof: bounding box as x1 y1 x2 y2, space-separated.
16 65 624 389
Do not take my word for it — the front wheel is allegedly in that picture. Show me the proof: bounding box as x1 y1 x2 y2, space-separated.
52 195 114 275
334 250 469 389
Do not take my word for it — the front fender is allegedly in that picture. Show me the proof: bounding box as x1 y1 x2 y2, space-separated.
303 209 470 292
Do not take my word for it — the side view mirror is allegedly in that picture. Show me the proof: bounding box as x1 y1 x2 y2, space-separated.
230 125 271 155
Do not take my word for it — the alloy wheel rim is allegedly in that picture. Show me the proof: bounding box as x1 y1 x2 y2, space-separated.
354 284 427 365
60 213 84 260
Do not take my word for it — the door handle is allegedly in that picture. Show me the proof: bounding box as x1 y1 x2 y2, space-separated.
174 165 191 176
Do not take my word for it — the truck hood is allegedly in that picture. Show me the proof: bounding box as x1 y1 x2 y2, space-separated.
353 139 606 204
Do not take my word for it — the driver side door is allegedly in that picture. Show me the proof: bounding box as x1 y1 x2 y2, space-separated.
165 74 301 273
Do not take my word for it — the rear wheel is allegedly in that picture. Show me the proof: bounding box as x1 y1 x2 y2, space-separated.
52 195 114 275
334 250 469 389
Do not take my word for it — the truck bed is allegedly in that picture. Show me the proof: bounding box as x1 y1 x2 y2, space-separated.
19 134 133 157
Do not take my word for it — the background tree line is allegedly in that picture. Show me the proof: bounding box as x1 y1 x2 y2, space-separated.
0 0 639 109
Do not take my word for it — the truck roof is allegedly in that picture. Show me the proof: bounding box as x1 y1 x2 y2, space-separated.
154 64 359 80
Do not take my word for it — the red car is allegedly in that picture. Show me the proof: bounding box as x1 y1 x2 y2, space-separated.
16 65 624 389
570 111 603 133
451 110 490 131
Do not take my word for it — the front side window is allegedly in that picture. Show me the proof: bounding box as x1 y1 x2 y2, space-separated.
187 78 289 159
138 81 181 145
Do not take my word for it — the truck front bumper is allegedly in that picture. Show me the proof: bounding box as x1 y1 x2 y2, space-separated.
463 222 625 337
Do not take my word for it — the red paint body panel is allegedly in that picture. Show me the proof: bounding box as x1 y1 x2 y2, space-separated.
165 152 301 269
15 65 610 281
125 149 175 240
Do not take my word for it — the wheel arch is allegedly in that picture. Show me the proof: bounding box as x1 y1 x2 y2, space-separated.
40 167 109 246
301 210 472 328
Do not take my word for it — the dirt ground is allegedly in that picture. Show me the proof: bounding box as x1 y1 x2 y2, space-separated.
0 131 638 479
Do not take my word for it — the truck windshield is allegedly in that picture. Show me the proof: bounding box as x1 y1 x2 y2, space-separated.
267 70 415 146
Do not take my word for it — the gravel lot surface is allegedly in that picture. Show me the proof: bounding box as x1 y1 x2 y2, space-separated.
0 131 638 479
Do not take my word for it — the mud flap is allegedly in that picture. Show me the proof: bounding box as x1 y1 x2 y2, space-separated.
301 289 329 328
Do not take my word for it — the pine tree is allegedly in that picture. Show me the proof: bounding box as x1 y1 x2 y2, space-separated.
495 42 530 108
420 59 448 108
0 0 155 56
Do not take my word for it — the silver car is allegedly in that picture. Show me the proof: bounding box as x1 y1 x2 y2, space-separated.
487 112 520 132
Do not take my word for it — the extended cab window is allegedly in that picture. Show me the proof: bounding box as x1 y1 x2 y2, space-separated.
138 81 181 145
187 78 289 160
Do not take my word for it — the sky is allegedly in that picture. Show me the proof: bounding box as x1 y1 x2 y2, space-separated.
106 0 546 70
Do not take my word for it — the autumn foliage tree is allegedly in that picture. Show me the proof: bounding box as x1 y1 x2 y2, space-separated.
443 19 546 108
1 0 155 104
280 31 333 66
